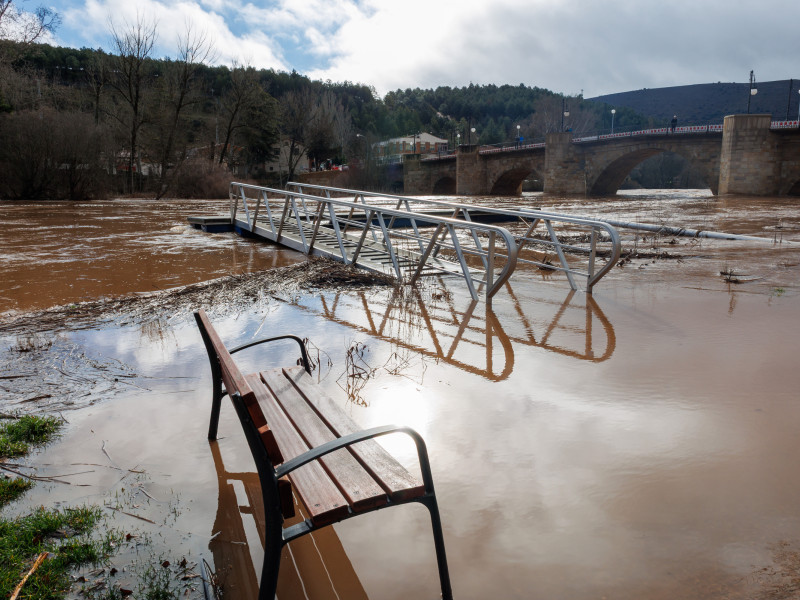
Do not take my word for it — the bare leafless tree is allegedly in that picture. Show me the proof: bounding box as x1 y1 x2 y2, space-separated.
0 108 110 199
217 61 274 167
279 88 319 182
0 0 60 45
84 50 109 126
150 24 216 197
319 90 352 161
108 14 157 193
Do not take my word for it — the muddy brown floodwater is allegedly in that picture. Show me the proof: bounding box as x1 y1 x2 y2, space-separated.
0 198 304 315
2 191 800 600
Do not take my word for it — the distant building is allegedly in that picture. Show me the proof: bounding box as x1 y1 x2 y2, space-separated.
376 133 448 162
263 138 311 175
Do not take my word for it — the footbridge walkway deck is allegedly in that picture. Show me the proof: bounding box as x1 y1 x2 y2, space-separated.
225 182 621 302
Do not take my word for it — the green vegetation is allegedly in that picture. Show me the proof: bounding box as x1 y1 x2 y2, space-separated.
0 415 119 600
0 415 61 460
0 506 118 599
0 414 201 599
0 478 33 506
0 415 61 507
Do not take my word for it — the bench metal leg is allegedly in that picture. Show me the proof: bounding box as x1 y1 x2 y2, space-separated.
194 311 226 441
411 433 454 600
208 376 222 441
258 529 282 600
421 496 454 600
231 391 286 600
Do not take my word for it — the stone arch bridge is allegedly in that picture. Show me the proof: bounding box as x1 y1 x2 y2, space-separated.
404 114 800 197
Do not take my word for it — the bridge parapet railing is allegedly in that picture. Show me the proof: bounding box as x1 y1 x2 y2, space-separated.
423 120 796 159
286 183 621 294
573 123 724 143
421 151 457 162
230 182 520 301
771 120 800 129
478 140 546 154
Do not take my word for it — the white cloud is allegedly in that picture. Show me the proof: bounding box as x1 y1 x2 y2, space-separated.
306 0 800 95
57 0 800 97
61 0 289 69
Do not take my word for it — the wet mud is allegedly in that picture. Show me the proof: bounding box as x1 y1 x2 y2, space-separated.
2 192 800 599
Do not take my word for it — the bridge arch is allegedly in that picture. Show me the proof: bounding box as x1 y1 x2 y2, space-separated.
490 167 543 195
588 145 719 196
432 176 456 195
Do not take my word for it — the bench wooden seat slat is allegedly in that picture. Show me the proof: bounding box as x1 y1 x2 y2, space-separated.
245 374 350 527
282 366 425 502
260 369 389 513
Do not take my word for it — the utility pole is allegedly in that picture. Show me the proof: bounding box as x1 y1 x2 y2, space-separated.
747 70 757 114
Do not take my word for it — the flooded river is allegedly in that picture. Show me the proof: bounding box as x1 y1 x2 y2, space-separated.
1 190 800 599
0 198 304 314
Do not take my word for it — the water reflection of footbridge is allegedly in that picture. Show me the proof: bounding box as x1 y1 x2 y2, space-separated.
286 284 615 382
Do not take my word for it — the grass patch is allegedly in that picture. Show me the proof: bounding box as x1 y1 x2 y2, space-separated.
0 415 61 459
0 414 62 510
0 506 119 600
0 478 33 506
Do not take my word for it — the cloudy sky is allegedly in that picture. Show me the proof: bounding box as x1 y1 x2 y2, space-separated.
49 0 799 98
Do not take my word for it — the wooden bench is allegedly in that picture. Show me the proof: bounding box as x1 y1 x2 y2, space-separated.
194 309 453 600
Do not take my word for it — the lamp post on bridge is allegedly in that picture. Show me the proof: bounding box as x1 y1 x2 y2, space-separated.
561 98 570 131
516 124 521 148
611 109 616 134
747 70 758 114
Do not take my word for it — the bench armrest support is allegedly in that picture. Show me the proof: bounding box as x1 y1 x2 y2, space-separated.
230 334 311 374
276 424 436 494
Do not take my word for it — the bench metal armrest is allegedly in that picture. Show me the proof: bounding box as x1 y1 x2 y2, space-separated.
229 334 311 374
276 424 437 494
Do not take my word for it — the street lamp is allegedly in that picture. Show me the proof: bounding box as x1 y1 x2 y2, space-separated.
561 98 570 131
611 109 616 134
470 127 476 145
456 132 460 147
516 124 521 147
747 70 758 114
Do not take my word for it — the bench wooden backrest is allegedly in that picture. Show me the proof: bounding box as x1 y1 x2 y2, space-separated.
195 309 284 465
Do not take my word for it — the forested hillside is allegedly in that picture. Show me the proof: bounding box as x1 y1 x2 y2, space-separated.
0 20 648 200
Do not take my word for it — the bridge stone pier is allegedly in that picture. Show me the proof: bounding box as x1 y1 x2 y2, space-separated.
719 114 800 195
404 114 800 197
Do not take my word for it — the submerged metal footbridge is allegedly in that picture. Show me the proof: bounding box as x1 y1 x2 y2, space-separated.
216 182 621 302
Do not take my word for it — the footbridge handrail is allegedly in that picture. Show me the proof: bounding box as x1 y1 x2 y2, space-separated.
286 182 621 294
229 182 519 301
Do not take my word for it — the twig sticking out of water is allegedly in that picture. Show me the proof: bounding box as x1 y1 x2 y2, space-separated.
337 341 375 406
